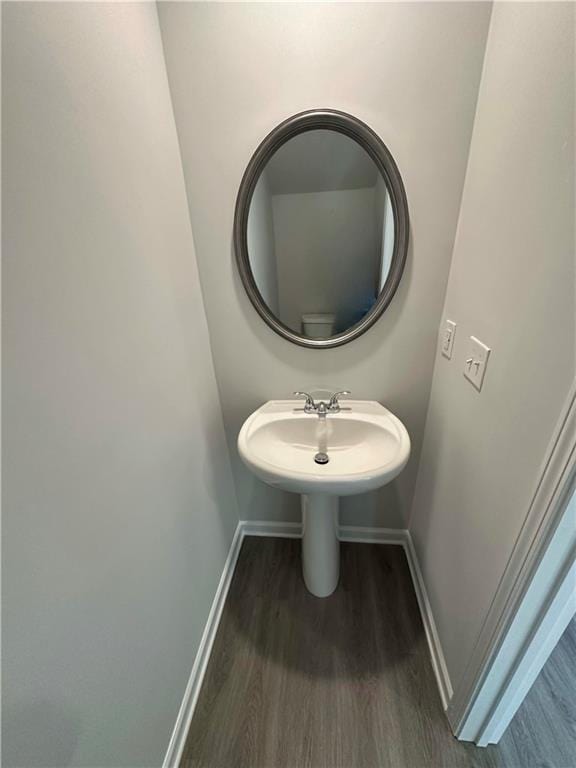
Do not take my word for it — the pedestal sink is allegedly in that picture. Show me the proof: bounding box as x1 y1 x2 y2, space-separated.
238 400 410 597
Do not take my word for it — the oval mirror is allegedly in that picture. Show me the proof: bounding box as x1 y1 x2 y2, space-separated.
234 110 409 348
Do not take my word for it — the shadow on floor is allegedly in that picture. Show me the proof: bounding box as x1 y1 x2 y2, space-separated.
181 537 576 768
225 537 427 680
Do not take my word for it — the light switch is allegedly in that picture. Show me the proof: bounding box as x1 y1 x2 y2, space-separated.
464 336 491 391
441 320 457 359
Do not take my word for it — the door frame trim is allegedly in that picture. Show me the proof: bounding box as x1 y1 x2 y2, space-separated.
448 383 576 740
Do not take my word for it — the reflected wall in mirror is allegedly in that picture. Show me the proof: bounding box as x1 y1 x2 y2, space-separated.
234 111 409 348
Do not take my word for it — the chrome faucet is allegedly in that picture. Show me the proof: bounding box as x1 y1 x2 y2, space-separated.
293 391 317 414
293 390 351 416
327 390 351 413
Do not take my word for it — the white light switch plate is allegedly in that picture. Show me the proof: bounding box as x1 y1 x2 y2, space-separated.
441 320 457 359
464 336 491 391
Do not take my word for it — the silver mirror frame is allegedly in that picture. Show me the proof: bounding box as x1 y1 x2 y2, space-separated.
233 109 409 349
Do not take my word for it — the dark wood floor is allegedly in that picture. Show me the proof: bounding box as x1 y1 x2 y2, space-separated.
181 538 576 768
504 615 576 768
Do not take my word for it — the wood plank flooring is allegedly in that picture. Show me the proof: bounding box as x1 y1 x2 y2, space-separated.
500 615 576 768
180 538 576 768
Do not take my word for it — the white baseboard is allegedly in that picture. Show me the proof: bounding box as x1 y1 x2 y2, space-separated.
241 519 302 538
403 530 453 709
164 520 452 765
162 522 244 768
241 521 406 545
339 525 407 545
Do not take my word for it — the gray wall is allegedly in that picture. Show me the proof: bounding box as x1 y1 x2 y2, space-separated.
158 1 492 527
375 174 394 293
2 4 238 766
266 130 377 194
272 186 379 333
409 1 575 694
247 170 279 314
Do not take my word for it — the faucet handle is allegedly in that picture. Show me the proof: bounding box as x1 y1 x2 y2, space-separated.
293 391 316 413
328 390 351 411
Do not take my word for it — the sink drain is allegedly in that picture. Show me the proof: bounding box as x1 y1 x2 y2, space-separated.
314 452 329 465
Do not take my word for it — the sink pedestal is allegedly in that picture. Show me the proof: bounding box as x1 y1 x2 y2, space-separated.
302 494 339 597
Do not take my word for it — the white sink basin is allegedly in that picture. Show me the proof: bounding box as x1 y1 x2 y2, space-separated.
238 400 410 495
238 399 410 597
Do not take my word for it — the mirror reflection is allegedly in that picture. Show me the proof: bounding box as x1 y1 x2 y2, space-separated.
247 130 395 339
